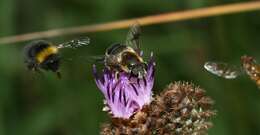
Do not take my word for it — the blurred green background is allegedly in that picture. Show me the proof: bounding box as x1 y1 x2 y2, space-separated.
1 0 260 135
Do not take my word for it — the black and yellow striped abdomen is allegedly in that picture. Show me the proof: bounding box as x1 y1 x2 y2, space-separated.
35 45 58 64
24 40 61 73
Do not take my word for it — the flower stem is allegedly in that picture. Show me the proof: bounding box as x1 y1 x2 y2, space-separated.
1 1 260 45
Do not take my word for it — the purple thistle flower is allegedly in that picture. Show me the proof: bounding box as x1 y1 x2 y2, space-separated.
93 53 155 119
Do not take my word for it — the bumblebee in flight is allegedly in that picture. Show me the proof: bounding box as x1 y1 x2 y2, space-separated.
23 37 90 78
204 55 260 88
96 23 147 78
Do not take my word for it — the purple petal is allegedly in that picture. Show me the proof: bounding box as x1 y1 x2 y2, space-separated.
93 53 155 119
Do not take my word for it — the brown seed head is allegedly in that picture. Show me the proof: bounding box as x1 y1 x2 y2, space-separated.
100 81 216 135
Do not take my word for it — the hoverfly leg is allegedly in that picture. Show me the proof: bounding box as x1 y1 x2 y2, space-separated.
115 71 119 81
128 73 133 80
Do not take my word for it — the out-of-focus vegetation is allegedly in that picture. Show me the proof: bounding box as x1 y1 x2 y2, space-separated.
0 0 260 135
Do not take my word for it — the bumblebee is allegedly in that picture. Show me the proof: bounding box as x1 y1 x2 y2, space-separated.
24 38 90 78
103 23 147 78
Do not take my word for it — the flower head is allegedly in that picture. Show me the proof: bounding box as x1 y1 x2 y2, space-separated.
101 82 216 135
93 53 155 119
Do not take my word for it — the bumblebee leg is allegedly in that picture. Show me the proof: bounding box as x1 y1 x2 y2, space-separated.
56 71 62 79
35 68 45 78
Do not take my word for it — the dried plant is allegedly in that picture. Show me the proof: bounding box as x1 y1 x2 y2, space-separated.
1 1 260 44
92 25 216 135
100 82 216 135
93 53 155 119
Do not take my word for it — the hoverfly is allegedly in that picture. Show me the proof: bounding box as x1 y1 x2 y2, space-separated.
204 55 260 87
94 23 147 78
24 37 90 78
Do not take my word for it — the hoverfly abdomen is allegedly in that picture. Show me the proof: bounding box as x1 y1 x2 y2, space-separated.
97 24 148 79
106 43 126 55
104 43 146 78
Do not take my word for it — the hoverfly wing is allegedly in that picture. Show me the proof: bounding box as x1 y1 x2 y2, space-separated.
204 61 242 79
125 23 141 54
73 55 105 64
57 37 90 49
88 55 105 64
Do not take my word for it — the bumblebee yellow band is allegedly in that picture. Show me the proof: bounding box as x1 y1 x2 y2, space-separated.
36 46 58 63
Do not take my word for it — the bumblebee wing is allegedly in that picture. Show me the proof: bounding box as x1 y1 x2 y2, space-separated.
57 37 90 49
204 61 242 79
56 71 62 79
125 23 141 54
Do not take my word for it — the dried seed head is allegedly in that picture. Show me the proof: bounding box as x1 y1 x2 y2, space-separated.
101 82 216 135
